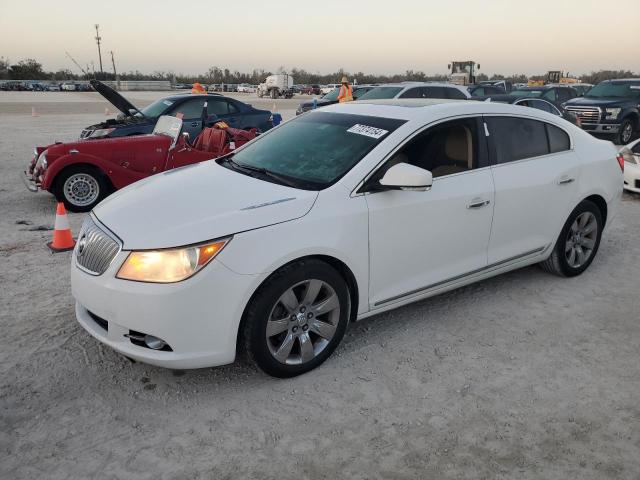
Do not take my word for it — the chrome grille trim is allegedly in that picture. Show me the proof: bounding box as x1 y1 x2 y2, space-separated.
565 106 601 123
75 216 121 276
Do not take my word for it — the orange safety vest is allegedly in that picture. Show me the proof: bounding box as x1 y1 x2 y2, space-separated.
338 84 353 103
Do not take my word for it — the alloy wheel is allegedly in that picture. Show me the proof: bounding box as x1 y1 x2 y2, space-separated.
266 279 341 365
622 122 633 144
564 211 598 268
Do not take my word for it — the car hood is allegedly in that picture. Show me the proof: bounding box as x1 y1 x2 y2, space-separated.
42 133 171 157
90 80 142 117
566 96 633 108
93 160 318 250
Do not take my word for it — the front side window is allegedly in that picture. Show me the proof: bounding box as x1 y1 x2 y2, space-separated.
170 98 207 118
140 98 174 118
470 87 485 97
373 118 481 181
225 112 405 189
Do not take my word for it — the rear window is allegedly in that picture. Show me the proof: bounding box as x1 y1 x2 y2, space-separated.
226 112 406 189
357 87 403 100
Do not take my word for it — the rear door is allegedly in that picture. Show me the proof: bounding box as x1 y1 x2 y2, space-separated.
484 115 580 264
207 98 243 128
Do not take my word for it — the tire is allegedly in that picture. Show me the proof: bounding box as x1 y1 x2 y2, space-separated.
242 259 351 378
616 118 634 145
270 89 278 100
539 200 603 277
52 165 110 212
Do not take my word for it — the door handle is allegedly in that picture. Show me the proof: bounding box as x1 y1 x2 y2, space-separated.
190 121 199 127
467 199 491 209
557 176 575 185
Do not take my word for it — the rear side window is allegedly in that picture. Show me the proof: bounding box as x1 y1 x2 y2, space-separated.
486 117 548 163
208 99 229 115
487 117 571 163
399 87 423 99
423 86 447 98
547 124 570 153
446 87 467 100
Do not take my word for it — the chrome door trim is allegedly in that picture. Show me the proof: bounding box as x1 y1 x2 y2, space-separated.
373 245 549 307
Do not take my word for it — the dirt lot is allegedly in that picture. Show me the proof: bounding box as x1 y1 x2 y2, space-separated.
1 91 639 479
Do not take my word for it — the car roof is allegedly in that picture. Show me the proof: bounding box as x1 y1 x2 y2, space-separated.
163 94 223 101
319 98 564 123
605 78 640 84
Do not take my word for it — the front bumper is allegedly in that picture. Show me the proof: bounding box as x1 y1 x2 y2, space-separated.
580 123 620 134
21 169 39 192
72 248 263 369
623 162 640 193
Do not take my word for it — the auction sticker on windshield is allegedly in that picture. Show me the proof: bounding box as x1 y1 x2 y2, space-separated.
347 124 389 139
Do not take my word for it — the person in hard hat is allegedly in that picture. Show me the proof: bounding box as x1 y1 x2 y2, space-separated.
191 82 206 94
337 76 353 103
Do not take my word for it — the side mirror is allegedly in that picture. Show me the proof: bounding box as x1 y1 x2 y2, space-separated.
379 163 432 191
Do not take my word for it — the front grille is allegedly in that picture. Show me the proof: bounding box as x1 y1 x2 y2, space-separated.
75 216 121 275
565 106 601 124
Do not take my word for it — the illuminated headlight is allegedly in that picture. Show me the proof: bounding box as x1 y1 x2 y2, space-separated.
88 127 115 138
116 238 230 283
605 108 621 120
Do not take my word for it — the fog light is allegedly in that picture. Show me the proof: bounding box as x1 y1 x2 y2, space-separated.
144 335 167 350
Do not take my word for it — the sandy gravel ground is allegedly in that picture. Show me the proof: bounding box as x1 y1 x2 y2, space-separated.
1 92 639 479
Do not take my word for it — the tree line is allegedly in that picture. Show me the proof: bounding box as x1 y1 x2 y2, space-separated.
0 57 636 86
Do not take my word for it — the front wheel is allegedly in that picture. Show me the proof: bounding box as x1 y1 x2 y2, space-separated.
617 119 635 145
242 259 350 377
52 165 110 212
539 200 603 277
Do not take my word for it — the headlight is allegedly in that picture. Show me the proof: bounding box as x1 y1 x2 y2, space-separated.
35 151 48 170
116 238 230 283
88 127 115 138
605 108 621 120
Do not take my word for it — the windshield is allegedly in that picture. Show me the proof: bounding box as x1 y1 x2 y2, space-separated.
586 82 640 99
357 87 403 100
225 112 405 189
140 98 174 117
509 89 543 98
323 88 341 101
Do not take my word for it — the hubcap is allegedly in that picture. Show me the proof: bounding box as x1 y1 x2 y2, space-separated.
63 173 99 207
622 123 633 143
266 279 340 365
564 212 597 268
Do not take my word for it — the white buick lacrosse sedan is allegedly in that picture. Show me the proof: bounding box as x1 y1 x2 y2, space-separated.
72 100 623 377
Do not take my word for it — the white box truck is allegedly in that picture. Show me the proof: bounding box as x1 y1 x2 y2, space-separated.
257 74 295 99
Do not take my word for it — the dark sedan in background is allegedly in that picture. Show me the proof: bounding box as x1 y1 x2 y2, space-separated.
295 85 376 115
81 80 273 139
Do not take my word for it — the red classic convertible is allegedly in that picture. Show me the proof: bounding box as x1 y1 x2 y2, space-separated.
23 116 256 211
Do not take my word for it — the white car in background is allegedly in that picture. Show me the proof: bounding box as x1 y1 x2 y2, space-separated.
237 84 257 93
357 82 471 101
621 138 640 193
71 99 622 377
321 84 341 94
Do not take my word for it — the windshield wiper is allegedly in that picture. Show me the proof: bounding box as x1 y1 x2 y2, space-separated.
222 157 300 188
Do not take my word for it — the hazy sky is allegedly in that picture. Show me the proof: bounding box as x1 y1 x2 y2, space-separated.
1 0 638 76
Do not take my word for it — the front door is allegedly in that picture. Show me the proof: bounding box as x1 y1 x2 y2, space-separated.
365 117 495 308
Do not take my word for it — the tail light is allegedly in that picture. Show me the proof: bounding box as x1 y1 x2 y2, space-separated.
616 153 625 172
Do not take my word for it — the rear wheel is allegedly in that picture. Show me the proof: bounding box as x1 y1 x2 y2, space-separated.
270 89 278 100
53 165 110 212
242 259 350 377
539 200 603 277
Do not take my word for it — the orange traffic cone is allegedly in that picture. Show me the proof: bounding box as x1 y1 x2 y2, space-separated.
47 202 75 252
31 107 39 117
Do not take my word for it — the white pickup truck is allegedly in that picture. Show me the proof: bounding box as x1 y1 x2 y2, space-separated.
257 74 295 99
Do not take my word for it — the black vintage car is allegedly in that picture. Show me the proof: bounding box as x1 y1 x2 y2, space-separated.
564 79 640 144
82 80 273 139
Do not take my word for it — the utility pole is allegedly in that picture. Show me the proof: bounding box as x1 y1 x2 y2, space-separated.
94 24 103 75
110 51 117 77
